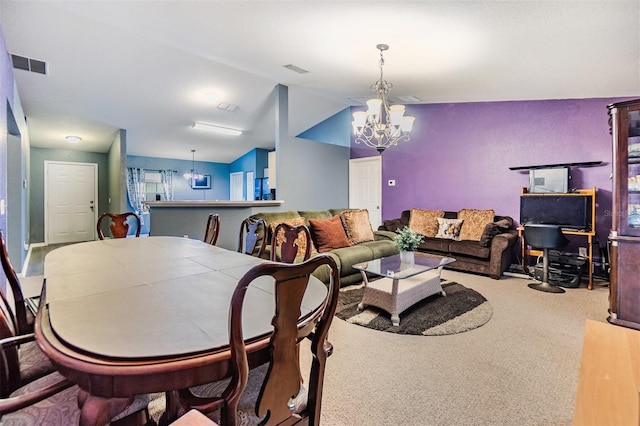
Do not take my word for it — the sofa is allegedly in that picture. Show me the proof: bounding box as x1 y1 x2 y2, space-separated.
378 208 518 279
249 209 399 286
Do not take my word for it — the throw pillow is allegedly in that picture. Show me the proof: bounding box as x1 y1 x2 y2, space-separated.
479 219 512 247
309 216 351 252
408 208 445 237
458 209 495 241
435 218 464 240
270 217 314 256
340 209 375 245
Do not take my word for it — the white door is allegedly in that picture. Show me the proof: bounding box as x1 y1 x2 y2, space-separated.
349 157 382 228
45 161 98 244
246 171 254 201
230 172 244 201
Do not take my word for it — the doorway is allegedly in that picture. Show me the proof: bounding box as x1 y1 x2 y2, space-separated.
349 157 382 228
230 172 244 201
45 161 98 244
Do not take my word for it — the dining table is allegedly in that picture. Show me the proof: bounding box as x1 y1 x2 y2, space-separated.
34 236 328 425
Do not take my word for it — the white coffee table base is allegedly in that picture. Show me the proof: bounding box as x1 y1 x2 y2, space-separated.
357 268 445 326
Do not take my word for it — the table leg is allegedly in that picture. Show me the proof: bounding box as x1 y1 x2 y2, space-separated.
77 389 133 426
357 271 368 311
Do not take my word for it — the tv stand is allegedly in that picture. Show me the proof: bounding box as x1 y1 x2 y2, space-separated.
518 187 597 289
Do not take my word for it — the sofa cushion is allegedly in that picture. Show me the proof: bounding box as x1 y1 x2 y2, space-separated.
418 237 451 253
448 240 491 259
458 209 495 241
298 210 332 227
435 218 464 240
340 209 375 245
330 244 375 276
309 215 351 252
359 239 399 258
479 219 512 247
408 208 444 237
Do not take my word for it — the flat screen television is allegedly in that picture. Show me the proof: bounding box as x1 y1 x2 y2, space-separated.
520 195 592 231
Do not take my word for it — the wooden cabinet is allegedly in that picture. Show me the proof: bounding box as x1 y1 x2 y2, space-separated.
608 99 640 330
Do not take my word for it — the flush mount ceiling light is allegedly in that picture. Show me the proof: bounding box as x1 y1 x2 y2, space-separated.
183 149 202 180
65 135 82 144
352 44 415 153
204 92 218 104
192 121 242 136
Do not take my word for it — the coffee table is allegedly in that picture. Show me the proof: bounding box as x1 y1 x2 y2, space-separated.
353 253 455 326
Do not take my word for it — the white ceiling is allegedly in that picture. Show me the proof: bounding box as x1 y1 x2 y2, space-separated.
1 1 638 163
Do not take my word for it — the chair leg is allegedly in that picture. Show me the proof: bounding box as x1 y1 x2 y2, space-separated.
528 248 565 293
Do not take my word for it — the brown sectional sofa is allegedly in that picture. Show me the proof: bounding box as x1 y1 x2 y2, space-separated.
249 209 399 286
379 210 518 279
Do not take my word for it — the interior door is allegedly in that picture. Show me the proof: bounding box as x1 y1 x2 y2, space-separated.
45 161 97 244
349 157 382 228
230 172 244 201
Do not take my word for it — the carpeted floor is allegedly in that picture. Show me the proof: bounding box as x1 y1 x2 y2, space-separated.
336 281 492 335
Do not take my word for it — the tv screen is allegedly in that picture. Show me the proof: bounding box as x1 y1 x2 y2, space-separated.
520 195 592 231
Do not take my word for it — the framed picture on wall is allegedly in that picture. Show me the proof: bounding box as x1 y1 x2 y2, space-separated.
191 175 211 189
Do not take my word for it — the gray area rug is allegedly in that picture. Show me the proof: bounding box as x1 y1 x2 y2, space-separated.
336 281 492 335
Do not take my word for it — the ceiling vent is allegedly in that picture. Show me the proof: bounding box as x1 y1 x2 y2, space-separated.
283 64 309 74
11 54 47 75
217 103 238 111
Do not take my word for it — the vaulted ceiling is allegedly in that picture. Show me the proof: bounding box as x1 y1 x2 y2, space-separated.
1 1 638 163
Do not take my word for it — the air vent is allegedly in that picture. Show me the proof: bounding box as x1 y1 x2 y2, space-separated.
217 103 238 111
395 95 422 103
283 64 309 74
11 54 47 75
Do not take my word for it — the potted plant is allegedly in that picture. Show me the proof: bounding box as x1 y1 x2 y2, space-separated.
394 226 425 264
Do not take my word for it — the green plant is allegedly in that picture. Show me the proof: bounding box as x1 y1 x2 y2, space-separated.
394 226 425 251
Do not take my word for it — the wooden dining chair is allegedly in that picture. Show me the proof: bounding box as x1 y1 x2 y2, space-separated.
203 214 221 245
0 230 36 336
0 296 151 425
97 212 142 239
270 222 312 263
238 218 267 258
167 254 341 426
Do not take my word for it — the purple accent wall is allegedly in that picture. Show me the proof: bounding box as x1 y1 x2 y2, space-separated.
352 98 634 246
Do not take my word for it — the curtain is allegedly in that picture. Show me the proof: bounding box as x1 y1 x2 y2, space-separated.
160 170 174 201
126 168 145 222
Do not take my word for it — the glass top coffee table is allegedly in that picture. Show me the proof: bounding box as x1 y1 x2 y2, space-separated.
353 253 455 326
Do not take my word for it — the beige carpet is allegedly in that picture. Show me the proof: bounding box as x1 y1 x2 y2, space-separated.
299 270 609 426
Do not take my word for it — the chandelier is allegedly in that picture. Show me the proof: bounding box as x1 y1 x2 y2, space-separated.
183 149 202 181
351 44 415 153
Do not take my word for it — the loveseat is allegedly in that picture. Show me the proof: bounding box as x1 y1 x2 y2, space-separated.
379 208 518 279
249 209 398 286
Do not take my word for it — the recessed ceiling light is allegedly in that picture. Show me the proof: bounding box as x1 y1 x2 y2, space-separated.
66 136 82 144
192 122 242 136
205 92 218 103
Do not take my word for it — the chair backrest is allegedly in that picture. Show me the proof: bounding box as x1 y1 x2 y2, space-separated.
523 224 570 250
0 230 29 335
204 214 221 245
270 222 312 264
238 218 267 258
0 291 23 398
221 254 340 426
97 212 141 239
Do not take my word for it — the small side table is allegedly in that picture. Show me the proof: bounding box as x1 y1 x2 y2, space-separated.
353 253 455 326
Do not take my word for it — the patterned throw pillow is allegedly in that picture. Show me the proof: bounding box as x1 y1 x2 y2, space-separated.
340 209 375 245
458 209 495 241
309 216 351 252
408 208 445 237
270 217 314 256
435 218 464 240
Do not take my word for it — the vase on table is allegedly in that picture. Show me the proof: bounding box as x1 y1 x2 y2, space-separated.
399 250 415 264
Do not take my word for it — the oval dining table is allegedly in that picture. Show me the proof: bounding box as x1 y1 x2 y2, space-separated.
35 236 328 425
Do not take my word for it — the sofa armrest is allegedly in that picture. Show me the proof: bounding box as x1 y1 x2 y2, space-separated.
374 230 397 241
488 230 518 279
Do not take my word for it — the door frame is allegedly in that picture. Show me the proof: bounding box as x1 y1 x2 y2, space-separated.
44 160 99 245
